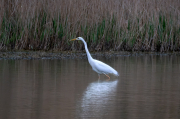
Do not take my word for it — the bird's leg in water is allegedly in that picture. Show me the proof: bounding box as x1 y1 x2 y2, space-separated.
98 74 100 80
105 74 110 80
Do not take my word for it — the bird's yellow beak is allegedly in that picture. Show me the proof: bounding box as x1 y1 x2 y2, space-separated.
70 38 77 41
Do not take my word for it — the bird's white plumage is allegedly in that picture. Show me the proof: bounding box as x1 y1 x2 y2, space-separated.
91 59 119 76
71 37 119 79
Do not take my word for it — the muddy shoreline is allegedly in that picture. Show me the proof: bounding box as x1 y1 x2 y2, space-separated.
0 51 180 60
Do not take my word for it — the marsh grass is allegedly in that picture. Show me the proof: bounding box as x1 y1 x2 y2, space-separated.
0 0 180 51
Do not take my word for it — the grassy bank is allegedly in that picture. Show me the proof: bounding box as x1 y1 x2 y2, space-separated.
0 0 180 52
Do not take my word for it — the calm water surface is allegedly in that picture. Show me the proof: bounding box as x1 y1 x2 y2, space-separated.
0 55 180 119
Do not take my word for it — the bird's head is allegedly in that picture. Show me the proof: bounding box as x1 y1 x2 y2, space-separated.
70 37 84 41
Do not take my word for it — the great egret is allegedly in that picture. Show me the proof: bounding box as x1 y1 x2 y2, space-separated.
71 37 119 79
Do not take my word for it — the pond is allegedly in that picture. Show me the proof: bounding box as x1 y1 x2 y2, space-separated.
0 54 180 119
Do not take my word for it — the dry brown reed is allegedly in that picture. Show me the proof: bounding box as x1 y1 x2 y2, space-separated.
0 0 180 51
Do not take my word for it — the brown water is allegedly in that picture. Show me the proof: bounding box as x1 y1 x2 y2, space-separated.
0 55 180 119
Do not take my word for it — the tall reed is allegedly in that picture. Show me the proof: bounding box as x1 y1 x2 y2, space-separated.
0 0 180 51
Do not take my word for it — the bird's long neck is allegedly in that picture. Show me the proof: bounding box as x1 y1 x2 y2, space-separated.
81 39 93 61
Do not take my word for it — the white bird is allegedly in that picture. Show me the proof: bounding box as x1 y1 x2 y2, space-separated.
71 37 119 79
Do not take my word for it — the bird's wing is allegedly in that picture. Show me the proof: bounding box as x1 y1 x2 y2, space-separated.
92 59 119 76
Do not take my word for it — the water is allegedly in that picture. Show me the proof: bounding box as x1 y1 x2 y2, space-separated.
0 55 180 119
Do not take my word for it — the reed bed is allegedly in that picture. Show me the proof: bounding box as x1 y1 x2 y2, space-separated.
0 0 180 51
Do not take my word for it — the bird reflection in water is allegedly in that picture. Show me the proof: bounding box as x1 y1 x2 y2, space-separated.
78 80 118 118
